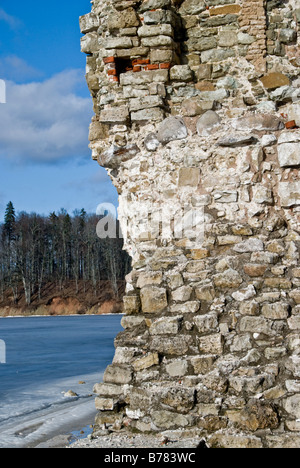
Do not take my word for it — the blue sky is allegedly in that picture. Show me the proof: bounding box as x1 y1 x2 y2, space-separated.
0 0 118 218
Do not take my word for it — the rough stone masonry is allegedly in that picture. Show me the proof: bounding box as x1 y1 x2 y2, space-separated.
80 0 300 448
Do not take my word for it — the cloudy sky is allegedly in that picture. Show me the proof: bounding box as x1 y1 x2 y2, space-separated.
0 0 118 217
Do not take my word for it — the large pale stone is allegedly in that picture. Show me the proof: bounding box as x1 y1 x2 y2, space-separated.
278 182 300 207
197 110 221 136
133 353 159 371
157 116 188 144
198 334 224 354
231 114 284 132
213 269 243 289
149 316 182 335
262 303 290 320
278 143 300 167
103 365 133 385
140 286 168 313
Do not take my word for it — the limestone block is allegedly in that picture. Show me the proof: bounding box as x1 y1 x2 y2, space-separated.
149 316 182 335
100 106 129 124
80 33 98 54
121 316 145 329
201 48 235 63
120 70 169 86
261 303 290 320
79 13 100 34
141 36 175 47
231 114 284 132
123 296 140 315
131 107 165 122
107 7 140 30
213 269 243 289
95 397 116 411
150 335 192 355
179 0 206 15
233 238 264 253
194 313 218 333
139 0 171 12
284 395 300 419
277 131 300 167
198 333 224 354
278 182 300 207
137 24 173 38
218 31 238 47
171 286 192 302
191 355 216 374
93 382 125 397
140 286 168 313
252 185 274 204
133 352 159 371
151 410 190 429
170 65 194 82
239 316 276 336
165 359 189 377
129 95 163 112
217 135 257 147
103 365 133 384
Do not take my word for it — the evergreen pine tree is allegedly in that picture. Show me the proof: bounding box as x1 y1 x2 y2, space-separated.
3 201 16 243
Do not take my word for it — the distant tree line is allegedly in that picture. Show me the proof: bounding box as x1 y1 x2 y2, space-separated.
0 202 131 305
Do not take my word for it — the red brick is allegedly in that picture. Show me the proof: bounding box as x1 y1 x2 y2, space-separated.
133 65 142 72
145 64 159 71
160 63 171 69
103 56 115 64
285 120 297 129
109 76 119 83
107 69 117 76
132 58 150 66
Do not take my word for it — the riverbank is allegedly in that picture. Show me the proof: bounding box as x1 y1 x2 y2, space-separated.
0 280 125 317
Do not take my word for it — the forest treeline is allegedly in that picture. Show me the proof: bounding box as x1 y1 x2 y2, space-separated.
0 202 131 306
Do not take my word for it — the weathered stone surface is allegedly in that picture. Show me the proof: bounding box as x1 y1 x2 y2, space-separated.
198 334 223 354
144 133 160 152
140 286 168 313
231 114 284 132
149 316 182 335
214 269 243 289
133 352 159 371
278 133 300 167
260 73 290 90
103 365 133 385
197 110 221 136
100 106 129 124
151 410 190 429
209 434 263 449
157 116 188 144
98 144 140 169
262 303 290 320
278 182 300 207
83 0 300 447
217 135 257 147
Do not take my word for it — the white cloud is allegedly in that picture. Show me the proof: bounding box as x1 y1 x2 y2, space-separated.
0 8 21 29
0 55 43 82
0 69 93 163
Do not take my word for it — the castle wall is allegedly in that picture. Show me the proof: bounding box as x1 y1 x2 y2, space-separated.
80 0 300 448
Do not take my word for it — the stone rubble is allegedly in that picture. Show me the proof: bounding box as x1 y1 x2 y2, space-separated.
79 0 300 449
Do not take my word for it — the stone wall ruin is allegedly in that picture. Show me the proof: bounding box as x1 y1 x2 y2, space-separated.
80 0 300 448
